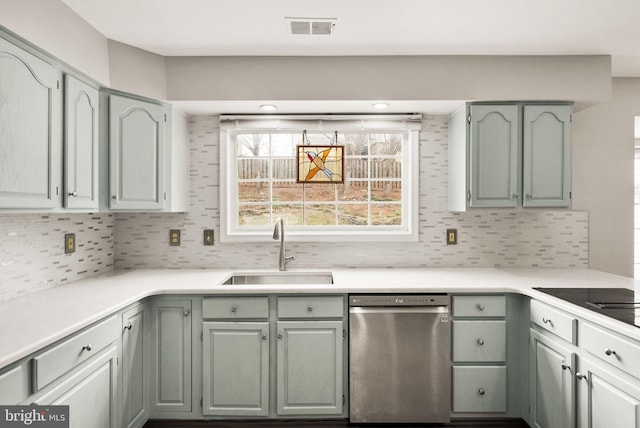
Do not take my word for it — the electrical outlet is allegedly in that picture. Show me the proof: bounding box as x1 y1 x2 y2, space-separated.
203 229 214 246
65 233 76 254
446 229 457 245
170 229 181 246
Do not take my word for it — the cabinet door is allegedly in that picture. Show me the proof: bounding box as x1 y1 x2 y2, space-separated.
109 94 165 210
530 329 575 428
150 299 191 413
122 304 149 428
468 104 520 208
0 37 62 209
34 345 118 428
523 105 571 207
577 357 640 428
276 321 343 416
202 322 269 416
64 75 99 210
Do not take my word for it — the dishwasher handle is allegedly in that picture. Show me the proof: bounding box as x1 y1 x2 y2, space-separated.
349 306 449 315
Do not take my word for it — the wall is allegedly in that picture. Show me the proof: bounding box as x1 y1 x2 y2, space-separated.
572 78 640 277
0 0 110 84
108 40 167 100
114 115 588 270
0 214 114 302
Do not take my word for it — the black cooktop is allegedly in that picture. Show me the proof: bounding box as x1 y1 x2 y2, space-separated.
533 287 640 327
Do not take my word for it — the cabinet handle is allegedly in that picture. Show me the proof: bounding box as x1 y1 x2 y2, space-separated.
69 191 78 197
261 335 268 340
230 305 237 313
605 348 617 356
576 372 587 380
561 364 571 372
307 305 313 312
526 194 533 200
478 388 485 396
82 344 92 352
476 304 485 311
511 194 519 200
278 333 283 339
183 310 190 317
542 317 552 325
124 322 132 331
477 338 485 346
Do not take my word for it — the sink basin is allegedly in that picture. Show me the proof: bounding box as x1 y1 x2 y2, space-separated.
223 272 333 285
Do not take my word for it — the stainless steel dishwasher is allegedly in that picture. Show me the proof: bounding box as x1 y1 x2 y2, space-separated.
349 294 451 423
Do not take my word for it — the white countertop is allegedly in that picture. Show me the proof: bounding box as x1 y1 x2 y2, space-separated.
1 267 638 369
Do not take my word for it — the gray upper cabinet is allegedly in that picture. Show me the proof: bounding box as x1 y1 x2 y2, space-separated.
449 102 572 211
107 94 166 211
522 105 571 207
0 37 62 209
64 75 99 210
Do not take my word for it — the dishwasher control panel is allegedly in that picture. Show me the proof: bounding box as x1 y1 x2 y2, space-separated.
349 294 449 307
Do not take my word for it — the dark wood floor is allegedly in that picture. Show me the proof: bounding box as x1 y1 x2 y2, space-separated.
143 418 529 427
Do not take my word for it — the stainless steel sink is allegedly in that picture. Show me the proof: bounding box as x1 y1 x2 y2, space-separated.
222 272 333 285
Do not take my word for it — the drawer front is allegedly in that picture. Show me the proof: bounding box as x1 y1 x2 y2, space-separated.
277 296 344 319
581 322 640 379
453 295 506 317
32 315 119 391
0 366 24 405
530 299 577 344
453 366 507 413
203 297 269 319
453 321 506 363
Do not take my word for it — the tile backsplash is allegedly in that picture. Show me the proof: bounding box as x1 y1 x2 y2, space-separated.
0 213 114 301
114 115 588 270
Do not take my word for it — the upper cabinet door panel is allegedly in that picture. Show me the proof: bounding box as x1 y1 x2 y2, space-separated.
65 75 99 210
469 104 519 208
523 105 571 207
109 95 165 210
0 38 62 209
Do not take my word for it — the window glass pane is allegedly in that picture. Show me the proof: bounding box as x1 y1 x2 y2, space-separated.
239 204 270 226
371 204 402 225
271 134 297 156
304 133 336 146
371 134 403 156
371 158 401 179
273 204 303 225
238 183 269 202
344 157 368 180
304 204 336 225
238 134 269 157
273 182 302 202
371 181 402 202
343 133 368 155
337 180 368 202
272 158 296 179
238 158 269 180
338 204 368 225
304 183 336 202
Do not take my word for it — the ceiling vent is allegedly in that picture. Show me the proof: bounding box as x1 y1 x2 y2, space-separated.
286 17 337 35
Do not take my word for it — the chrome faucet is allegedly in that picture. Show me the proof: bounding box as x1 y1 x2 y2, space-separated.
273 217 294 271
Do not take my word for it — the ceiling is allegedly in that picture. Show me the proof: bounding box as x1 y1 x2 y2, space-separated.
63 0 640 77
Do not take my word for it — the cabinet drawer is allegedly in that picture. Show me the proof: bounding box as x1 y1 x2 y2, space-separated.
203 297 269 319
452 366 507 413
277 296 344 319
530 299 577 344
453 295 506 317
0 366 25 405
581 322 640 379
32 315 119 391
453 321 506 363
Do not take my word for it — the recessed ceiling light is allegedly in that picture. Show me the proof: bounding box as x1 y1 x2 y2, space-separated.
372 102 390 110
260 104 278 111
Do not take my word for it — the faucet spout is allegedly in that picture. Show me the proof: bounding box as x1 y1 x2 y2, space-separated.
273 217 294 271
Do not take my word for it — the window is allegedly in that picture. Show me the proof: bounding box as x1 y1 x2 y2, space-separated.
220 115 420 242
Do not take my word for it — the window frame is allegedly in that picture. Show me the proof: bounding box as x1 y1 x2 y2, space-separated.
220 115 420 243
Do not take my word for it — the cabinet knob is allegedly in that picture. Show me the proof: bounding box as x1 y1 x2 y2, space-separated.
477 338 485 346
261 335 268 340
183 310 190 317
112 194 117 200
561 364 571 372
478 388 485 396
307 305 313 312
604 348 617 356
69 191 78 197
278 333 283 339
231 305 237 313
476 304 485 311
82 344 92 352
576 372 587 380
526 194 533 200
124 322 132 331
511 194 519 200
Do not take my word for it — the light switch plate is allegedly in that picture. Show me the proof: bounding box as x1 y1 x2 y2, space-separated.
446 229 457 245
65 233 76 254
203 229 214 246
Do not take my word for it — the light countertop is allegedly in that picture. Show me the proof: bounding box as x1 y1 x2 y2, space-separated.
0 267 638 369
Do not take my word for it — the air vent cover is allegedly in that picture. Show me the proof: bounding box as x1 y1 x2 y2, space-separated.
286 17 336 35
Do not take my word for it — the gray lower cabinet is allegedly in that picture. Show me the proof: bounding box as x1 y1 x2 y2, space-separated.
202 321 270 416
33 345 119 428
0 36 62 209
276 320 343 416
529 328 575 428
121 303 150 428
150 298 192 414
